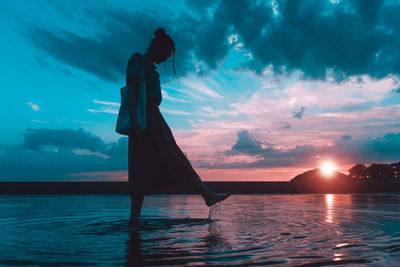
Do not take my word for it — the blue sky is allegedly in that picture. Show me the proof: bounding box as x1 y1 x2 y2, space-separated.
2 0 400 181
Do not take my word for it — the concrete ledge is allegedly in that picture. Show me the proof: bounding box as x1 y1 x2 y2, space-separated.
1 181 400 194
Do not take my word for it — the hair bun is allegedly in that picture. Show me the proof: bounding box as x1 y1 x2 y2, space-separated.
155 28 166 37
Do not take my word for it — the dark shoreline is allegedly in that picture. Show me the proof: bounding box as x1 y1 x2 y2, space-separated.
1 181 400 194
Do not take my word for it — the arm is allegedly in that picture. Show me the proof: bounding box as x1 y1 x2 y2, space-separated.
126 53 147 134
126 76 147 135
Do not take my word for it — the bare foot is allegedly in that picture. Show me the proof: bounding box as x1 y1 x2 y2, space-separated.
129 218 140 227
205 192 231 207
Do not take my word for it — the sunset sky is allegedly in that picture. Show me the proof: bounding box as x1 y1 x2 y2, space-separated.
2 0 400 181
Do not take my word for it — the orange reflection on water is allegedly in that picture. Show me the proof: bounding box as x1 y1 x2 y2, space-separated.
324 194 354 224
325 194 334 223
335 243 349 248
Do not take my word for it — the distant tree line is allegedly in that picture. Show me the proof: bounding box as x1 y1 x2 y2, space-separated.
348 161 400 180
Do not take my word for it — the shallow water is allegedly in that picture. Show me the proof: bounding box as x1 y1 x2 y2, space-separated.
1 194 400 266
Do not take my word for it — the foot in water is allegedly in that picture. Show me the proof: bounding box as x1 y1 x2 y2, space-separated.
129 218 140 228
205 192 231 207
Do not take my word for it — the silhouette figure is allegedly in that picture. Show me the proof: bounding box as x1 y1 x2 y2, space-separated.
126 28 231 225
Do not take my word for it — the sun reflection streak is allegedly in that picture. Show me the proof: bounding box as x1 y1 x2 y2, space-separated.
335 242 349 248
325 194 334 223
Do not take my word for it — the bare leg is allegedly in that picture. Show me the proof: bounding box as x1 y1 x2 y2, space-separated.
129 195 144 225
189 175 231 207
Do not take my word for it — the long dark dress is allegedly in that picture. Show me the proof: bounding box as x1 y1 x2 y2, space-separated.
127 54 197 198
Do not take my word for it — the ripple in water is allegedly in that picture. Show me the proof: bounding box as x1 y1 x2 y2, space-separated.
0 194 400 265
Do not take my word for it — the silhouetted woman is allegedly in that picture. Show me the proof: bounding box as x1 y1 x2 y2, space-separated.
127 28 231 225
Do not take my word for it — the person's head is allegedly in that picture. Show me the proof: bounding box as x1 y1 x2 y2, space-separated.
144 28 179 85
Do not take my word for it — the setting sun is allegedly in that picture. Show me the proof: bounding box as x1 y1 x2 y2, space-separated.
320 161 337 178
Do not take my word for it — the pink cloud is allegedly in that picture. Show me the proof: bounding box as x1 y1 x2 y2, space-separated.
168 74 400 180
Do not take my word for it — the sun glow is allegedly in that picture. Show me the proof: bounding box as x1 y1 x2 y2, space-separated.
320 161 336 178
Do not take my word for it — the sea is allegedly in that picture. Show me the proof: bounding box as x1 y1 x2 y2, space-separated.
1 193 400 266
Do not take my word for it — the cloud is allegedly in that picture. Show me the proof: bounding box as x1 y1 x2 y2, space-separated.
30 119 47 124
203 130 400 169
11 127 399 180
23 8 207 82
165 70 400 174
23 128 106 152
27 102 40 111
161 89 191 103
1 128 129 181
0 144 125 181
24 1 400 82
26 26 125 82
87 100 119 114
239 0 400 80
272 121 291 129
71 149 110 159
183 0 217 12
182 77 223 99
160 108 191 115
292 106 306 119
93 100 120 106
199 106 239 118
344 132 400 162
224 130 264 156
87 108 118 114
194 0 400 80
341 135 352 140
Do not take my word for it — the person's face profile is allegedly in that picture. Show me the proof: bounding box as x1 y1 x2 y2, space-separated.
154 47 172 64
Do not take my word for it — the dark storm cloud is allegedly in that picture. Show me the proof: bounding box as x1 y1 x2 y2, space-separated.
1 128 128 181
201 130 400 169
219 136 318 168
213 0 273 47
242 0 399 80
3 128 400 180
24 0 400 82
340 132 400 162
198 0 400 80
23 128 106 152
26 16 150 82
0 145 120 181
24 7 213 81
292 107 306 119
218 130 318 168
183 0 216 10
341 135 352 140
104 137 128 160
224 130 264 156
194 23 231 71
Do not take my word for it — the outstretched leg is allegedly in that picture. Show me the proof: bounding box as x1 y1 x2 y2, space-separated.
130 194 144 225
189 175 231 207
152 111 231 207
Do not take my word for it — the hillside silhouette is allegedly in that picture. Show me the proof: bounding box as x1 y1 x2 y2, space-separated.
290 168 350 183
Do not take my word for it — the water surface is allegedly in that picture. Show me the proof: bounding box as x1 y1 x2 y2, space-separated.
1 194 400 266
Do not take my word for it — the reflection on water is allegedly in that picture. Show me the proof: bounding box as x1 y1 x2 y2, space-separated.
324 194 353 224
325 194 334 224
1 194 400 265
